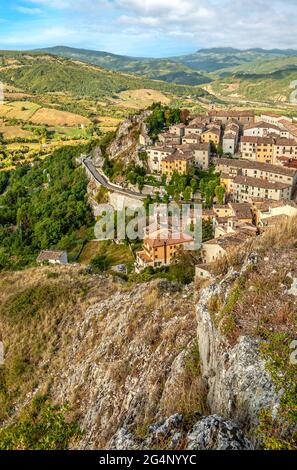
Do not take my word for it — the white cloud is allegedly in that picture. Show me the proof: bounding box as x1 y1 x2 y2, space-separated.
15 6 42 15
5 0 297 53
111 0 297 50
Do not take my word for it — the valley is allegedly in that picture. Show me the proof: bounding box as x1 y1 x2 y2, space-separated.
0 51 209 169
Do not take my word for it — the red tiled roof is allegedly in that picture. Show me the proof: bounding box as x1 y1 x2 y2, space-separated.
234 175 291 190
244 121 280 131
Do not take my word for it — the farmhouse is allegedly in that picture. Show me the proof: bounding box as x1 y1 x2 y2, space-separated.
223 121 240 155
240 136 274 163
182 135 201 145
273 138 297 161
37 250 68 265
252 199 297 228
200 229 254 264
278 120 297 141
147 146 176 173
215 158 297 195
159 132 182 146
191 142 210 169
161 151 194 178
260 112 292 127
169 123 186 137
184 123 205 136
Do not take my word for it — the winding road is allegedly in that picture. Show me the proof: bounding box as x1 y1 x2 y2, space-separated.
82 158 147 200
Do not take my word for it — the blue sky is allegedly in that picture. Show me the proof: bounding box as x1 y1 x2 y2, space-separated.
0 0 296 57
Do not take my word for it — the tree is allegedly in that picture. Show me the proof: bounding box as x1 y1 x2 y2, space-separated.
137 175 145 191
215 185 226 205
183 186 192 202
138 151 148 163
170 251 197 284
190 178 198 194
90 254 111 272
216 145 224 156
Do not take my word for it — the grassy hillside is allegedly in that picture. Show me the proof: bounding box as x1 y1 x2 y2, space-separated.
209 69 297 104
40 45 297 79
37 46 212 86
33 46 297 108
0 52 210 168
0 52 208 100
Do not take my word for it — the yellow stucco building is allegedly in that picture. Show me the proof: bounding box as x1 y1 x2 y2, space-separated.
161 153 193 178
136 227 193 271
201 128 221 145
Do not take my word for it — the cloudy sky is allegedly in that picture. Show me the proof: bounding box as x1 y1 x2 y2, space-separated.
0 0 296 57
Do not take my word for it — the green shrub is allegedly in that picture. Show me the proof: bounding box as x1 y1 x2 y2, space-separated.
0 396 82 450
258 333 297 449
90 254 111 273
1 285 63 321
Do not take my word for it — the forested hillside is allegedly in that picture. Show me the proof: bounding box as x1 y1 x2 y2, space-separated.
0 143 94 270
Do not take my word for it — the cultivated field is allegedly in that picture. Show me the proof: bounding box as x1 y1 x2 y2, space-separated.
29 107 90 126
0 101 40 120
0 100 91 127
0 122 34 139
97 115 123 132
116 88 171 109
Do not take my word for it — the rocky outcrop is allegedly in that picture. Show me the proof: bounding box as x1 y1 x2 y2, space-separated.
90 145 104 168
108 110 151 164
196 256 280 439
110 413 252 450
1 251 283 450
187 415 252 450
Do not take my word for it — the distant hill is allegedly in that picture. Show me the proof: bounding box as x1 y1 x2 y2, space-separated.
0 51 208 99
173 47 297 73
209 68 297 105
35 46 212 86
2 47 297 108
37 45 297 83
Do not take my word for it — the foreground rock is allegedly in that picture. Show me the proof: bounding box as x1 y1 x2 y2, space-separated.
110 413 252 450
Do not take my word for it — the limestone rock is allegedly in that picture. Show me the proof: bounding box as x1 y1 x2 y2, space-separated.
196 255 280 440
187 415 252 450
110 413 252 450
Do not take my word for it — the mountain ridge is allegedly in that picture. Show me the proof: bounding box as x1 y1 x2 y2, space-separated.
33 45 297 81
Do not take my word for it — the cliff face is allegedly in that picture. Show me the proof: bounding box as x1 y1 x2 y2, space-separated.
1 220 296 449
108 110 151 164
110 252 285 450
196 265 279 437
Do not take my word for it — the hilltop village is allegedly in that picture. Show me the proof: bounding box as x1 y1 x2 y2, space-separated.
35 106 297 280
134 108 297 276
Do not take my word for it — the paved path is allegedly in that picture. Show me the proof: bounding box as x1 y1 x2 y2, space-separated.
83 158 146 200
